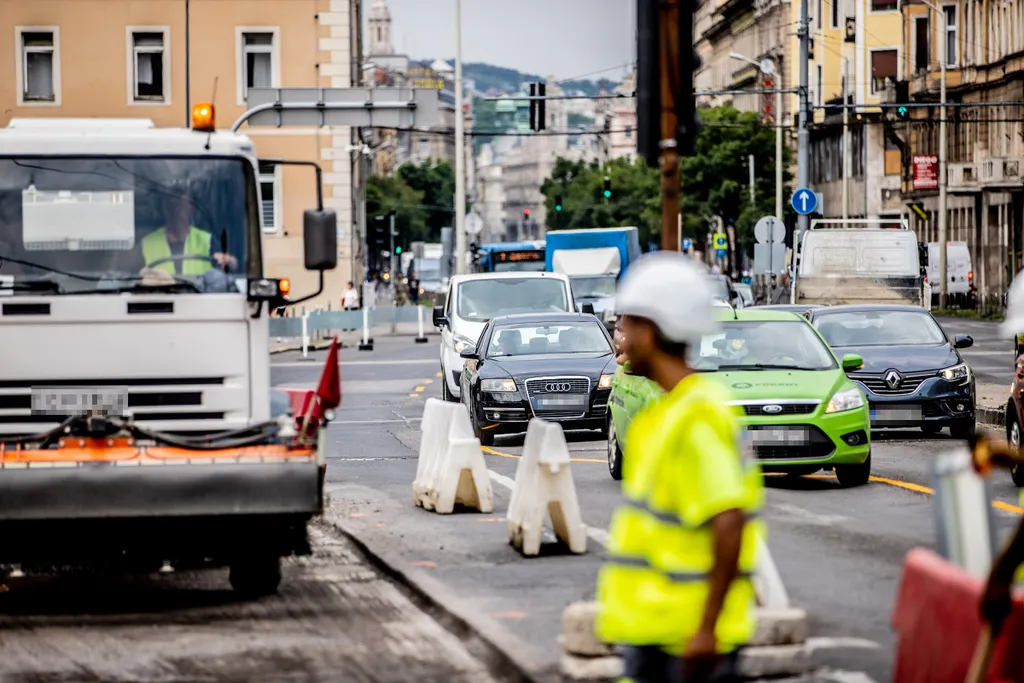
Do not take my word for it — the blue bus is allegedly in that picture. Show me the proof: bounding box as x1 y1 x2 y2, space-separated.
478 241 546 273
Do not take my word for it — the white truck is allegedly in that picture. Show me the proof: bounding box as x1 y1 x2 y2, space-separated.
794 219 928 307
0 107 337 595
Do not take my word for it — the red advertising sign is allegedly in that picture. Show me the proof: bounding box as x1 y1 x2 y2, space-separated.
913 155 939 190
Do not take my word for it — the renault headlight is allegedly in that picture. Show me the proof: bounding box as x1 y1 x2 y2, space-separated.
598 374 613 389
453 333 475 353
825 386 865 414
940 363 970 383
482 378 517 393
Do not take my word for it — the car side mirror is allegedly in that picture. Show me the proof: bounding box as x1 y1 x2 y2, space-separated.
303 209 338 271
432 306 448 328
954 334 974 349
841 353 864 371
459 345 477 359
580 302 595 315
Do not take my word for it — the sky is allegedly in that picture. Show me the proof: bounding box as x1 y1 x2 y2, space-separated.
362 0 635 82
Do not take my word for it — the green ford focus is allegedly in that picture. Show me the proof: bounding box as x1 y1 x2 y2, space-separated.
607 308 873 487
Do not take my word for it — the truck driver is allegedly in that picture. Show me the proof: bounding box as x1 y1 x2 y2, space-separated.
141 180 237 277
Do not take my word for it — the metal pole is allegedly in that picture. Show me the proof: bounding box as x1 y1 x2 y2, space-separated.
796 0 811 253
842 58 850 220
389 211 397 333
938 8 949 310
775 87 783 221
184 0 191 127
748 154 756 209
453 0 467 274
659 0 681 252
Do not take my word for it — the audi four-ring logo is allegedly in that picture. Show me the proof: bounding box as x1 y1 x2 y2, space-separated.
545 382 573 392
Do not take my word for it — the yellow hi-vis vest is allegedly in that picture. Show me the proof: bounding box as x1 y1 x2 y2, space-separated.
595 373 765 655
141 227 212 276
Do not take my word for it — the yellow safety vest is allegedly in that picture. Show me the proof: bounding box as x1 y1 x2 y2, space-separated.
141 227 212 276
596 373 765 655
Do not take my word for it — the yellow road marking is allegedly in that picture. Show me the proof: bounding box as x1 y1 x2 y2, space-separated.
481 424 499 430
483 445 606 464
415 386 425 393
804 472 1024 515
492 611 528 619
478 517 507 523
411 561 437 568
424 379 433 384
436 372 443 377
409 393 420 398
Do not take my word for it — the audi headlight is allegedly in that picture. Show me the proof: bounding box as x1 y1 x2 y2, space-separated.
453 334 475 353
825 386 865 414
598 374 613 389
940 363 970 382
482 378 517 393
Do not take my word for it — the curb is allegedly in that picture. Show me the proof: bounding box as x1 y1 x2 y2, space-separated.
978 405 1004 428
326 516 559 683
270 342 334 355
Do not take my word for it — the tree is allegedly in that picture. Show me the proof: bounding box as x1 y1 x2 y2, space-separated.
365 174 428 243
396 161 456 240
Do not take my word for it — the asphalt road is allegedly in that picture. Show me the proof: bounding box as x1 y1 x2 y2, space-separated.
934 315 1013 386
270 335 1024 683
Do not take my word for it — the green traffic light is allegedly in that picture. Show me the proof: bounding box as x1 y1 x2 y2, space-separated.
897 105 909 119
555 204 563 212
395 246 402 254
603 190 611 199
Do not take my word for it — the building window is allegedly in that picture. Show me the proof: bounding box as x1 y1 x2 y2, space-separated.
130 31 167 102
236 29 279 104
815 64 823 107
19 29 57 103
943 6 957 65
817 0 823 29
870 49 898 94
914 17 930 72
871 0 898 11
259 162 278 232
831 0 840 28
624 125 633 139
418 138 429 158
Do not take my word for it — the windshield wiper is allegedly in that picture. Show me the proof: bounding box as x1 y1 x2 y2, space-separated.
0 255 105 283
717 363 812 371
82 280 202 295
1 279 64 294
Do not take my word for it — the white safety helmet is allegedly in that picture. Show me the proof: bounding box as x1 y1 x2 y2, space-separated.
1000 273 1024 337
615 251 720 344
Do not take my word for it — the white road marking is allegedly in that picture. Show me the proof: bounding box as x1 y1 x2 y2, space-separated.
486 470 610 547
272 359 437 368
772 502 851 526
806 636 883 652
328 418 422 425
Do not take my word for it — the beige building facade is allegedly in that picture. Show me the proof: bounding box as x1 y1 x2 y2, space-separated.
0 0 359 308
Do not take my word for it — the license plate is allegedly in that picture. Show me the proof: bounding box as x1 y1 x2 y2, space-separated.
748 427 808 446
31 387 129 416
870 406 922 423
534 395 587 408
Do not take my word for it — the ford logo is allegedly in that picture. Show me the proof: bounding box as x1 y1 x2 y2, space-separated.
762 404 784 414
545 382 572 393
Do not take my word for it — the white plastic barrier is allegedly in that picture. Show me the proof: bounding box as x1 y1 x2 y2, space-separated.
753 534 790 610
507 418 587 556
412 398 494 514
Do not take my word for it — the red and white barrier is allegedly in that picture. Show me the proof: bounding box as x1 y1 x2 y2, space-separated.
892 547 1024 683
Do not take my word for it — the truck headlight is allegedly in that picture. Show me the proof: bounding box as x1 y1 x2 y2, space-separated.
940 363 970 382
825 386 865 414
482 378 517 392
598 374 613 389
453 334 475 353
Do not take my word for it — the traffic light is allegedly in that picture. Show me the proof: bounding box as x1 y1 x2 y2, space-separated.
529 82 546 132
523 208 531 220
895 104 910 120
603 177 612 199
395 245 402 255
555 193 563 212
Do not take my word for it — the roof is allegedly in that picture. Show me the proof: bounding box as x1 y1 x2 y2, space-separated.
450 271 569 284
490 312 601 325
715 308 811 322
810 304 929 314
0 121 257 157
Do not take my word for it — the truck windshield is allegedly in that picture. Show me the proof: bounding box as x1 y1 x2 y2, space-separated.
570 275 617 298
415 258 441 282
0 156 259 294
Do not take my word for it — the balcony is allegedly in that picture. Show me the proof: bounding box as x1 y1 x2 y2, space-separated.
947 163 979 191
980 157 1024 187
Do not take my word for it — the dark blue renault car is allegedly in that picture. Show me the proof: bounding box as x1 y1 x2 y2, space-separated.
806 305 976 439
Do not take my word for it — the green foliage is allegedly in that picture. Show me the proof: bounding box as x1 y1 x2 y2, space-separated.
397 161 456 238
539 105 792 252
366 175 428 242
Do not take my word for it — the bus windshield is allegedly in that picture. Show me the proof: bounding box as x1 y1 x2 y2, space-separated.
0 156 259 295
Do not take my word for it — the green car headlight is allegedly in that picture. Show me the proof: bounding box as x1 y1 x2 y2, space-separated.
940 363 970 383
825 386 865 414
482 378 517 393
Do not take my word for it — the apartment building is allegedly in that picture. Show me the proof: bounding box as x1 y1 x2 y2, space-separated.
896 0 1024 300
0 0 358 308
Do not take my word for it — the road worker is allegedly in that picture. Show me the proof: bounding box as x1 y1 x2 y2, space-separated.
141 179 236 277
980 273 1024 633
595 251 765 682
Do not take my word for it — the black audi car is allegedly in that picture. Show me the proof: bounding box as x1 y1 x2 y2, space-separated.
457 312 616 445
806 304 976 438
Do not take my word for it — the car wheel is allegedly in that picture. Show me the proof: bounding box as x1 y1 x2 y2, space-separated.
835 452 872 488
1006 409 1024 487
441 367 457 402
949 419 977 441
607 417 623 481
470 406 495 447
921 423 943 435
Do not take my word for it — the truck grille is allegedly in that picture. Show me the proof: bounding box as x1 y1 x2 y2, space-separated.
849 370 936 395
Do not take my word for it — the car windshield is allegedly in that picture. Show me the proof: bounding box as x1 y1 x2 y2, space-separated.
457 278 569 321
0 156 257 295
415 257 441 282
693 320 837 371
814 310 946 346
487 322 612 357
570 275 617 298
707 276 730 301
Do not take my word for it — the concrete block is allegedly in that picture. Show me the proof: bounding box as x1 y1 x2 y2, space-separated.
561 602 615 657
560 654 622 681
977 405 1004 427
738 643 815 678
751 607 809 646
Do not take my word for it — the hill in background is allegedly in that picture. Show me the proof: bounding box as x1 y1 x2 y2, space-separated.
421 59 620 96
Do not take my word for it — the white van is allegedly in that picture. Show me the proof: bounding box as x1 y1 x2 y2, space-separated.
432 272 577 400
926 242 973 306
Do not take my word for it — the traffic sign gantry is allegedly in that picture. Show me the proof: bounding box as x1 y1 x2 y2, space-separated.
791 188 818 216
713 232 728 250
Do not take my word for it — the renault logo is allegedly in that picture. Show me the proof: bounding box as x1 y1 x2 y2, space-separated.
545 382 572 393
762 405 784 414
885 370 902 389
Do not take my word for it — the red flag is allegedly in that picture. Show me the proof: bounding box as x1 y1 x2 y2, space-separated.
312 337 342 419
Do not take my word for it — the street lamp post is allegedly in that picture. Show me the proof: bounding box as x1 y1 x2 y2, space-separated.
920 0 949 309
729 52 783 219
453 0 467 274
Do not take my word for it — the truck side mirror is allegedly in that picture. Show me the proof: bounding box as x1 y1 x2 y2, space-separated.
303 209 338 271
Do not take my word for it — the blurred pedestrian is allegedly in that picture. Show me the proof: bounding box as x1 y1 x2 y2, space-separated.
341 280 360 331
408 271 421 305
595 252 765 683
